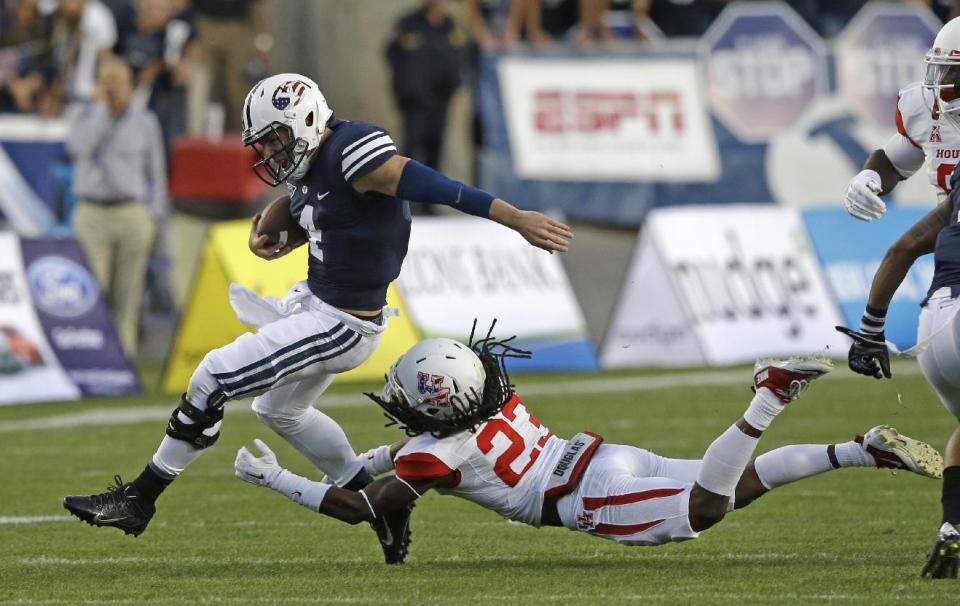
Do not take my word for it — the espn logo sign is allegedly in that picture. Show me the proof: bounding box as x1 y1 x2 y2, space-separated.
533 90 684 135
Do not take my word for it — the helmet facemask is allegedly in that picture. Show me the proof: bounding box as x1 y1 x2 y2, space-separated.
245 122 310 186
924 57 960 115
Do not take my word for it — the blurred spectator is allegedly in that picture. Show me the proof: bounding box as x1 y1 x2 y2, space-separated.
386 0 468 172
189 0 269 133
114 0 197 154
646 0 727 38
67 57 166 356
928 0 960 22
43 0 118 114
593 0 663 43
0 0 49 112
463 0 526 50
525 0 580 44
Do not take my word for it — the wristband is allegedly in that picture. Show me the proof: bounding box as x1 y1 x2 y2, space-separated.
860 305 887 337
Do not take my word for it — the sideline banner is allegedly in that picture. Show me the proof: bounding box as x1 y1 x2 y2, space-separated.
398 217 597 372
162 221 421 393
498 57 718 183
803 208 932 351
19 238 139 396
602 205 847 367
476 3 942 226
0 232 141 405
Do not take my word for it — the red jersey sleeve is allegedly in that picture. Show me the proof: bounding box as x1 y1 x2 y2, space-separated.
394 452 456 481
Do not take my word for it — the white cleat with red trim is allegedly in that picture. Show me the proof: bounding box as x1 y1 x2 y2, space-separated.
857 425 944 479
752 357 833 404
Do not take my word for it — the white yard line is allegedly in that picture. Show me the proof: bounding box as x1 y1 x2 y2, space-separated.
0 364 924 434
0 516 73 525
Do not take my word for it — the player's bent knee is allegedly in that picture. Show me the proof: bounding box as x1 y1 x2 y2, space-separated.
687 486 727 532
187 353 225 407
166 392 226 449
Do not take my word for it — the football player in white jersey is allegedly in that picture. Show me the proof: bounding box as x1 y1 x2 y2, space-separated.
844 17 960 221
839 16 960 578
234 328 942 560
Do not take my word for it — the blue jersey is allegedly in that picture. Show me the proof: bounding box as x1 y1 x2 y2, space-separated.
286 118 410 310
928 171 960 301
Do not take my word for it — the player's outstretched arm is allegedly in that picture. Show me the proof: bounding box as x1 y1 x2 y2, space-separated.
836 199 953 378
352 155 573 253
487 198 572 253
235 439 443 524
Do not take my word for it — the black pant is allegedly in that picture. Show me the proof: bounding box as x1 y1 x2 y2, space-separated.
400 100 451 216
401 101 450 170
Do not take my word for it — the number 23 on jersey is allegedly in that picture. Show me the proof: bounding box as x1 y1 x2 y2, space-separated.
475 398 553 487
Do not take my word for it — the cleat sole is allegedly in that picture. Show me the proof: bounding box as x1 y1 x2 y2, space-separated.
872 425 943 479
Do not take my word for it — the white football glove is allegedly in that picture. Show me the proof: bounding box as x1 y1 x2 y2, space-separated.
844 169 886 221
235 438 282 487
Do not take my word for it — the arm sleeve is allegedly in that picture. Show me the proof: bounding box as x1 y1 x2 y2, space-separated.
882 132 926 179
338 124 397 182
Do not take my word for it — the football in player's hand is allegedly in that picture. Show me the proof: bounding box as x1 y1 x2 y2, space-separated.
257 195 308 247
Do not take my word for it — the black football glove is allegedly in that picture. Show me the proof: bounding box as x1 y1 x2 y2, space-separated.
835 326 891 379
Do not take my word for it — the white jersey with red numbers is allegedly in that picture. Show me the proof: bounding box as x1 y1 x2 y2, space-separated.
393 394 568 526
888 82 960 202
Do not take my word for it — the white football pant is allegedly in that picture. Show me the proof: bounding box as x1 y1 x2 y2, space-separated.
555 444 702 546
152 284 384 485
917 287 960 419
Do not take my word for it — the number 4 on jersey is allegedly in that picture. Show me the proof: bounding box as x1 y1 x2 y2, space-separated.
297 204 323 262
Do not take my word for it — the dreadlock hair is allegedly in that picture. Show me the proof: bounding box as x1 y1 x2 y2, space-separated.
364 320 531 438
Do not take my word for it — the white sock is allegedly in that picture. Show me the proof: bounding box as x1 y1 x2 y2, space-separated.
833 440 875 467
269 469 331 512
742 388 785 432
360 445 395 476
256 407 363 486
696 425 760 497
753 444 834 489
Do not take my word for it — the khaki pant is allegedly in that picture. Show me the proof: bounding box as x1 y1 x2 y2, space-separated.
188 16 253 134
73 200 156 356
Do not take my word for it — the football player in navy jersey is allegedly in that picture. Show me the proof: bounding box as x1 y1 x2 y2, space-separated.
63 73 572 565
837 166 960 578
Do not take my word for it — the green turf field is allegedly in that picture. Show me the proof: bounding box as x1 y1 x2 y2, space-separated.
2 360 959 604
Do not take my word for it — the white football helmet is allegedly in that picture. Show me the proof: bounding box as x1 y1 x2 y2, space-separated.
241 73 333 185
925 17 960 115
383 338 486 423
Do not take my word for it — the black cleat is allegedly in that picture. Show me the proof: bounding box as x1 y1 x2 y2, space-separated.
371 502 414 564
63 476 155 537
921 523 960 579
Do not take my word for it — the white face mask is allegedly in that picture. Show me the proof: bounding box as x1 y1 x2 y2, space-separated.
924 62 960 114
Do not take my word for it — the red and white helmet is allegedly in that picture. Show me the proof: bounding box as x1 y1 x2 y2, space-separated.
382 338 486 422
241 73 333 185
925 17 960 115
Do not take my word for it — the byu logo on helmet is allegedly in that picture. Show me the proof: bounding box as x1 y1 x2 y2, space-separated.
271 80 308 111
26 256 98 319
